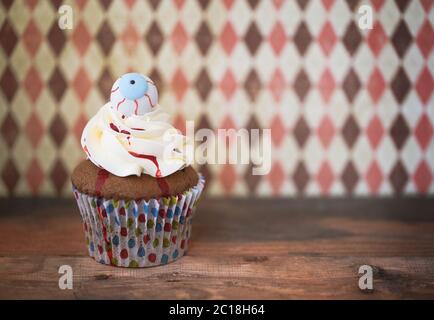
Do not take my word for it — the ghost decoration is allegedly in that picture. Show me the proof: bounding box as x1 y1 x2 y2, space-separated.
110 73 158 117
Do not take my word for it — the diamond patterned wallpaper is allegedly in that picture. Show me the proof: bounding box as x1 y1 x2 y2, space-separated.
0 0 433 197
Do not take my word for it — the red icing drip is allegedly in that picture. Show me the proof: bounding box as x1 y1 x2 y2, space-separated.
156 177 170 196
131 127 145 131
95 169 110 197
110 123 130 135
144 93 155 108
110 123 119 132
127 152 170 196
116 98 126 111
134 100 139 115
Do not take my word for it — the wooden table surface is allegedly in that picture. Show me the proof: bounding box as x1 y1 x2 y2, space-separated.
0 197 434 299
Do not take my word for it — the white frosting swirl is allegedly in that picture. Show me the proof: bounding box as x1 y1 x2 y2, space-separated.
81 103 192 178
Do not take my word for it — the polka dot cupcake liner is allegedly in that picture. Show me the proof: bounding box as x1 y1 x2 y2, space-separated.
72 175 205 268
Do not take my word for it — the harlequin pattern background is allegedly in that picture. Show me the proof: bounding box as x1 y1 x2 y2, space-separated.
0 0 433 197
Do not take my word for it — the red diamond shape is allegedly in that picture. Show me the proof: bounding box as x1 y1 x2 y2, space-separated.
269 22 286 55
26 0 38 10
273 0 284 9
223 0 234 10
22 19 42 56
171 22 188 55
321 0 335 11
318 68 335 103
220 69 237 100
121 21 140 56
72 67 91 102
25 112 44 148
72 20 92 56
76 0 88 10
26 158 44 195
270 115 286 146
318 21 337 56
220 164 236 194
174 0 185 9
416 21 434 58
371 0 385 11
415 67 434 105
367 67 386 104
124 0 136 9
173 113 186 135
317 161 334 194
220 22 237 55
269 69 285 102
317 116 335 148
367 22 387 57
421 0 433 12
414 114 433 150
269 161 285 194
172 69 189 101
23 66 44 103
413 160 432 193
366 161 383 194
366 115 384 149
73 113 88 144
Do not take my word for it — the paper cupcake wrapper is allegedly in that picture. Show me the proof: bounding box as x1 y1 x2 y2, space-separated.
72 175 205 267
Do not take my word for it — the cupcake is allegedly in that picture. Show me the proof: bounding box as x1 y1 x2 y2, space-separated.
71 72 205 267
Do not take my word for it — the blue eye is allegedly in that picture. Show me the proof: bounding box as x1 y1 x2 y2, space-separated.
119 73 148 100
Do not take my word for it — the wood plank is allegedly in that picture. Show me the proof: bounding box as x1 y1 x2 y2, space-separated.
0 198 434 299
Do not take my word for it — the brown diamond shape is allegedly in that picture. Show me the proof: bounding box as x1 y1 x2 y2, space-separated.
48 67 67 102
96 20 115 56
244 22 262 55
391 20 413 58
342 68 361 103
197 163 211 194
293 117 310 147
50 159 68 194
1 112 18 147
390 114 410 149
145 21 163 55
247 0 259 9
0 66 18 102
293 162 309 193
1 158 19 194
47 20 66 56
395 0 411 12
195 21 213 55
389 160 408 193
50 0 63 9
345 0 360 11
244 162 261 193
244 69 262 102
342 115 360 148
296 0 309 10
195 68 212 101
391 67 411 104
198 0 211 9
293 22 312 55
293 69 311 102
0 19 18 56
1 0 13 10
149 68 163 92
343 21 362 56
149 0 161 10
97 68 114 98
341 161 359 193
98 0 112 10
49 114 67 147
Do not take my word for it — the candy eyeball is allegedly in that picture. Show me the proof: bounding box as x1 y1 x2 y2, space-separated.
110 73 158 117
